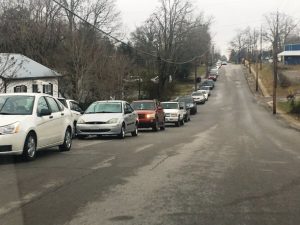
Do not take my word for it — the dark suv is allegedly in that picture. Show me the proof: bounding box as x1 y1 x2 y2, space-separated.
131 100 165 131
177 96 197 115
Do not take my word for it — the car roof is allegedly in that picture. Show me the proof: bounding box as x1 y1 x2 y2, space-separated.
132 100 155 102
95 100 126 103
0 93 53 97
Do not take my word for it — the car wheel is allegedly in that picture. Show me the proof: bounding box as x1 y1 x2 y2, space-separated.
22 133 37 161
152 120 159 132
175 117 181 127
184 115 188 122
59 128 72 151
118 125 125 139
160 119 165 131
131 124 138 137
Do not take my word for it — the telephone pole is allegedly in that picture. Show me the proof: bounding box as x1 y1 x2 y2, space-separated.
272 11 279 114
260 26 263 70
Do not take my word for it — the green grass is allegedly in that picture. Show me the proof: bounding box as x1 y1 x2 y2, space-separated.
278 101 300 114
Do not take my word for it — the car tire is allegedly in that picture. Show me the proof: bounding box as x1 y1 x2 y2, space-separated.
160 119 165 131
22 133 37 161
152 120 159 132
131 124 138 137
175 117 181 127
184 115 188 122
59 128 72 152
118 125 126 139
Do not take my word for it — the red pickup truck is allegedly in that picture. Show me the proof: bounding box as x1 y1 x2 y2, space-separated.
131 100 165 131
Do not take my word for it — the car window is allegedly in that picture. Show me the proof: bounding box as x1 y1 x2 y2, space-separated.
46 97 60 113
85 102 122 113
161 102 178 109
125 103 134 113
0 95 35 115
58 98 68 108
131 102 155 110
37 97 50 115
70 101 82 112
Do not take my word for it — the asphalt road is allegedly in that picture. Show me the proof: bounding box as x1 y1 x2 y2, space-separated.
1 64 300 225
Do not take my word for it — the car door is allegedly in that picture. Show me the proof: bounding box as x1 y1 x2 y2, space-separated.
124 103 135 132
45 96 66 144
35 96 56 148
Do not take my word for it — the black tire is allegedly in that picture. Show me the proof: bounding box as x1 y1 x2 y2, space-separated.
131 124 138 137
184 115 188 122
160 119 166 131
118 125 125 139
152 120 159 132
22 133 37 161
175 117 181 127
59 128 72 151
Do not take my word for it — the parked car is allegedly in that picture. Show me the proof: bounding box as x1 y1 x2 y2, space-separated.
76 100 139 139
161 102 185 127
0 93 73 161
177 96 197 115
191 92 206 104
58 98 83 135
198 86 211 96
179 101 190 122
197 90 209 100
200 80 215 90
221 61 227 65
208 74 217 81
131 100 165 131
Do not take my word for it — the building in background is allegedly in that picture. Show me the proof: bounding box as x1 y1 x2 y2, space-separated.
278 43 300 65
0 53 61 97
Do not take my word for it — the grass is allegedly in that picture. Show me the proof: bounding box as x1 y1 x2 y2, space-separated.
257 63 300 97
278 101 293 113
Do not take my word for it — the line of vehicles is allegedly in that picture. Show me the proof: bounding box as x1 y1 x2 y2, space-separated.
0 63 224 161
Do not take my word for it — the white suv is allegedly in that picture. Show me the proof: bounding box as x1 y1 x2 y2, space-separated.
0 93 73 161
161 102 186 127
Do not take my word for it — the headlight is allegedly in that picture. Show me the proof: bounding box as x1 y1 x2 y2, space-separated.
107 118 119 124
0 122 20 135
77 118 85 124
146 113 156 119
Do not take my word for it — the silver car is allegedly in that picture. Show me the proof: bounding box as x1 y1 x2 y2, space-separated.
76 100 139 139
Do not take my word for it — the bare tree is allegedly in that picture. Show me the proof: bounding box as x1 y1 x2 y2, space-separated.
0 54 23 93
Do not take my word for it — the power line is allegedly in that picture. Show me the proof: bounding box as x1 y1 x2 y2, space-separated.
51 0 209 65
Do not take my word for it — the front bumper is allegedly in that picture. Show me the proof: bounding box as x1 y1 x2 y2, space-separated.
138 119 156 128
165 116 179 123
76 123 122 136
0 132 26 155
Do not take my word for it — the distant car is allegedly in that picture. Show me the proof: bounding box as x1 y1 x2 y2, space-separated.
177 96 197 115
76 100 139 139
210 68 219 75
198 86 211 96
200 80 215 90
58 98 83 135
197 90 209 100
221 61 227 65
191 92 206 104
208 74 217 81
0 93 73 161
161 102 186 127
131 100 165 131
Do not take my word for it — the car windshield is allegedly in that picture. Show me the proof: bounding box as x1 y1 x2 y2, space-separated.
0 95 35 115
161 102 178 109
131 102 155 110
192 93 202 96
178 98 193 104
85 102 122 113
200 86 209 90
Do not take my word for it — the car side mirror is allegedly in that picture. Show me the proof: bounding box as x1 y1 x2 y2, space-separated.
39 108 51 117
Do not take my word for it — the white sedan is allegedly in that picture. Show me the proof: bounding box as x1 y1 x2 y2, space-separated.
0 93 73 161
76 100 139 139
191 92 206 104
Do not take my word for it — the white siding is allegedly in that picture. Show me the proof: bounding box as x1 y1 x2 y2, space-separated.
2 78 59 97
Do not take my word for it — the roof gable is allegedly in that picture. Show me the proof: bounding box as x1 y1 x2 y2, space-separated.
0 53 61 79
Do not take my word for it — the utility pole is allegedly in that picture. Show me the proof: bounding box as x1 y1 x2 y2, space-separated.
260 26 263 70
273 11 279 114
194 60 198 91
256 50 259 92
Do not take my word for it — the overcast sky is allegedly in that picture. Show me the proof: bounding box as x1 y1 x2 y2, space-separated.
116 0 300 57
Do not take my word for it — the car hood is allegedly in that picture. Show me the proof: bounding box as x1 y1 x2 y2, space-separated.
135 110 155 114
163 109 179 113
80 113 123 122
0 115 31 126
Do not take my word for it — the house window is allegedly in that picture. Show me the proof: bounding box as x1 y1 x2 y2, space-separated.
32 84 39 93
43 83 53 96
14 85 27 93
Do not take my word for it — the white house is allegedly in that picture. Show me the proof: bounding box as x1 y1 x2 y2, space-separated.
0 53 61 97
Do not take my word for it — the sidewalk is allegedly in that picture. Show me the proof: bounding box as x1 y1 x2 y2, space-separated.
243 63 300 131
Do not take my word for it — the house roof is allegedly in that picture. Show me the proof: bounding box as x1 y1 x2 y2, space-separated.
278 51 300 57
0 53 61 79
